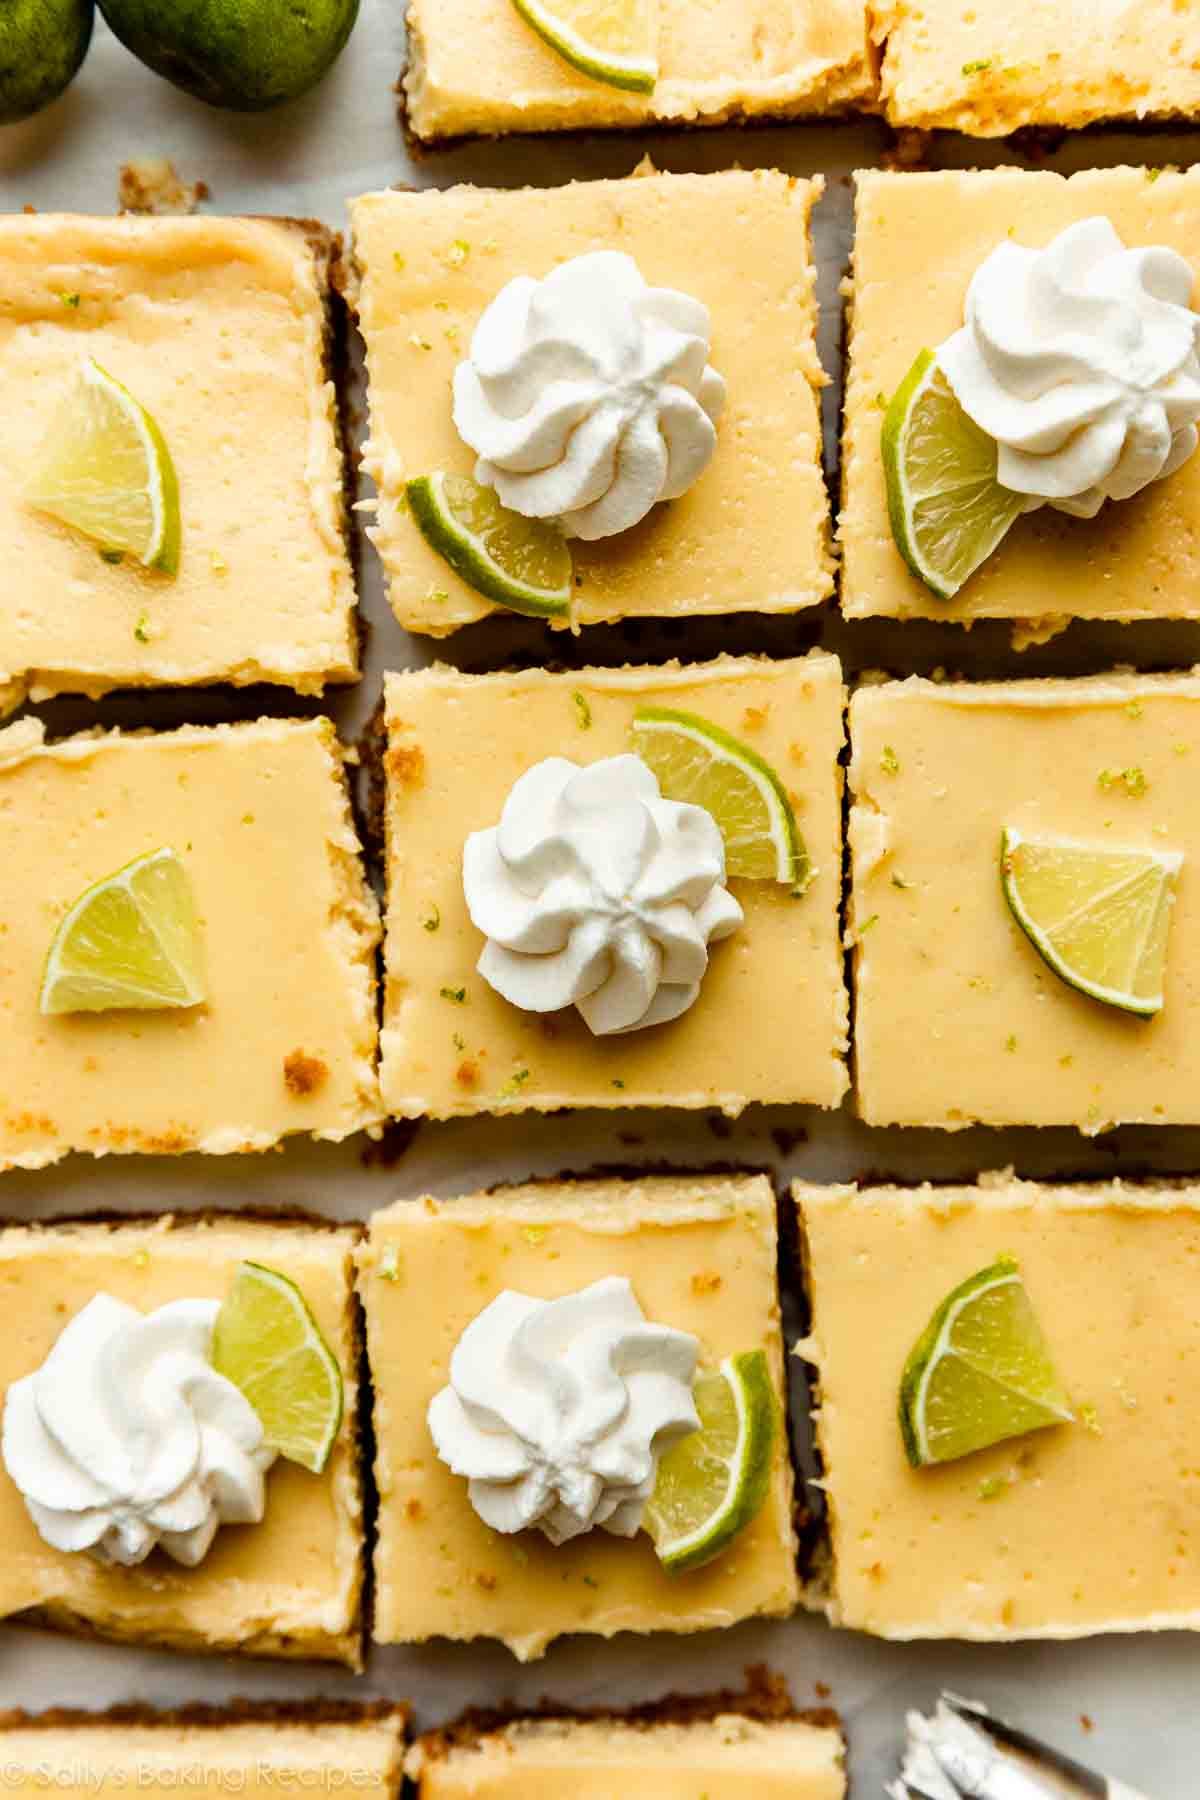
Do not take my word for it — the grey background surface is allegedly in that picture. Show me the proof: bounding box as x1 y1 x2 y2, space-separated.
0 5 1198 1790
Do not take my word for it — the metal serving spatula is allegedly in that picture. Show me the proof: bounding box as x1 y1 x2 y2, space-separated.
889 1692 1152 1800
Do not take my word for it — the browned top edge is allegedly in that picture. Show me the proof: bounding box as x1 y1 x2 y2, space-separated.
0 1699 408 1733
414 1666 841 1763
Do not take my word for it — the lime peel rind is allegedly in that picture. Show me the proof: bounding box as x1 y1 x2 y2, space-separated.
406 471 573 620
882 348 1026 602
511 0 657 92
211 1261 344 1475
646 1348 778 1574
26 357 181 574
900 1257 1075 1470
631 706 807 887
1001 826 1182 1017
39 846 206 1015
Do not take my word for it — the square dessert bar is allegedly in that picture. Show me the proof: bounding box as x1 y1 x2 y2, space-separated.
795 1176 1200 1639
877 1 1200 134
841 166 1200 629
358 1175 800 1658
403 0 876 143
351 170 832 633
0 716 380 1170
0 1703 408 1794
848 671 1200 1130
0 1215 366 1664
0 214 358 711
380 655 847 1118
408 1674 844 1796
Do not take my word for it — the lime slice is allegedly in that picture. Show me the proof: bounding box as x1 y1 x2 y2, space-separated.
645 1350 777 1574
631 707 807 886
1001 827 1182 1017
26 358 181 574
211 1262 344 1474
40 848 206 1015
511 0 657 92
407 472 572 620
900 1258 1075 1468
882 349 1025 601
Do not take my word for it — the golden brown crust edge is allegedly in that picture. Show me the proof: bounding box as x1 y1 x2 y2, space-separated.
0 1698 408 1733
0 1205 364 1237
413 1665 842 1763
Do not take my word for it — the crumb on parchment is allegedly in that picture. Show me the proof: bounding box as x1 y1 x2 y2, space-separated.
118 159 210 216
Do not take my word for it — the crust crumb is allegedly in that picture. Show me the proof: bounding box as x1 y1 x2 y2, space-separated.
405 1498 424 1522
475 1571 498 1591
117 158 210 216
387 744 426 788
456 1060 480 1089
691 1270 722 1295
284 1050 329 1097
880 127 931 171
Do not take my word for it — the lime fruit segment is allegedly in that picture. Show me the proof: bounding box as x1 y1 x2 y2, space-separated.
900 1258 1075 1468
211 1262 344 1474
407 472 572 620
882 349 1026 601
645 1350 777 1573
631 707 807 886
511 0 657 92
1002 827 1182 1017
40 848 206 1015
26 357 181 573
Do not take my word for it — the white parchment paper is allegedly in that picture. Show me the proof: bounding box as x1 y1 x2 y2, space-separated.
1 6 1198 1791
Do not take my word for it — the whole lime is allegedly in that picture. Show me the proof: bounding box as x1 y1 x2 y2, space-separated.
98 0 359 111
0 0 93 124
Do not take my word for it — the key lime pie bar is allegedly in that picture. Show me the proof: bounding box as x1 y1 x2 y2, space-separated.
841 167 1200 633
0 215 358 711
848 671 1200 1131
0 716 380 1170
358 1175 799 1658
876 1 1200 135
0 1214 365 1663
795 1175 1200 1638
408 1674 844 1796
402 0 876 144
379 655 847 1118
350 170 832 633
0 1703 408 1794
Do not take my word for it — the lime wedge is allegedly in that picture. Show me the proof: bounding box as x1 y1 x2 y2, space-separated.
40 848 206 1015
26 358 181 574
631 707 807 886
1001 827 1182 1017
645 1350 777 1574
882 349 1025 601
407 472 572 620
211 1262 344 1474
511 0 657 92
900 1258 1075 1469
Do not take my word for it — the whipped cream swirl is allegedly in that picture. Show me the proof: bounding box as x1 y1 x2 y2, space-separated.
452 251 726 540
939 216 1200 518
428 1276 700 1545
463 753 743 1036
2 1294 275 1568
